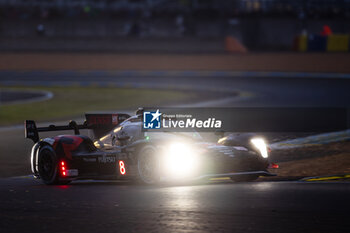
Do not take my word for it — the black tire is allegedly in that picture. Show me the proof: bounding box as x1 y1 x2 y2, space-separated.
37 145 70 185
230 175 258 182
136 145 160 184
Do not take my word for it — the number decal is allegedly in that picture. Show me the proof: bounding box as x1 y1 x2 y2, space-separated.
119 160 126 175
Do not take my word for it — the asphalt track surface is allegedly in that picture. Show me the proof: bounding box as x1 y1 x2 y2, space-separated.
1 72 350 232
1 177 349 233
1 71 350 107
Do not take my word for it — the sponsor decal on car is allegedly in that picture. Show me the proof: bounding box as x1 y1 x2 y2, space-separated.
98 155 116 163
83 158 97 162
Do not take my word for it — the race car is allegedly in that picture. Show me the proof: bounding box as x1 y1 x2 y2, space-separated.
25 110 276 185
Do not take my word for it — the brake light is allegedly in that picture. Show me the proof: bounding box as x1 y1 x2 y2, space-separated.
119 160 126 175
60 161 67 176
268 163 279 169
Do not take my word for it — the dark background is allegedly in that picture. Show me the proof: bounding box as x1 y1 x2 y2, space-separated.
1 0 350 51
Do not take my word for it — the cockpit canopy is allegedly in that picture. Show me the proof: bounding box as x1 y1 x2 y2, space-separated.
96 115 203 148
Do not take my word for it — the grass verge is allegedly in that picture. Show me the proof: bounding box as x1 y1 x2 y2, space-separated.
0 86 197 125
261 141 350 181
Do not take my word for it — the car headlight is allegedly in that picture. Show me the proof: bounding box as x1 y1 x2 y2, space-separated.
163 143 198 177
250 138 268 158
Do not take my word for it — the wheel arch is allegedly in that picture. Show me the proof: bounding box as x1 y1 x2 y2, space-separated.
31 141 53 177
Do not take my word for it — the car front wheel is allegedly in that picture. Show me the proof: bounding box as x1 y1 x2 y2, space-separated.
136 145 160 184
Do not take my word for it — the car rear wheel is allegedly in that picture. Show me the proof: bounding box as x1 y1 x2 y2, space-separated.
37 145 70 185
136 145 160 184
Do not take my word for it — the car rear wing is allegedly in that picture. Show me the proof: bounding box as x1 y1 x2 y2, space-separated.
25 120 89 143
25 113 131 143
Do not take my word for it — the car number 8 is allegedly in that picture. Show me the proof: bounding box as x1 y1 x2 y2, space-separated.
119 160 126 175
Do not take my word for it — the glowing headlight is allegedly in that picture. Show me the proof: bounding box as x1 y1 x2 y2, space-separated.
250 138 268 158
163 143 198 177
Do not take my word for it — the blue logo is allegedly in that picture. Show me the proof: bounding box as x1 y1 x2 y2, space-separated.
143 109 162 129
